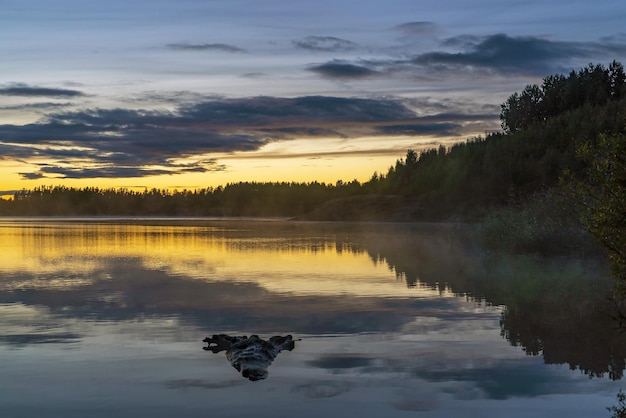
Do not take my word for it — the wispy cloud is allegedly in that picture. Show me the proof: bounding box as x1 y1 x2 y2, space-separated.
293 36 359 52
0 102 73 111
599 33 626 43
393 21 440 36
166 43 246 53
377 122 460 136
30 163 224 179
308 61 379 79
0 83 85 98
177 96 416 125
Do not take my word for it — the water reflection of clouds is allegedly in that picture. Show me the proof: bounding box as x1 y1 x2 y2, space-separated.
164 379 244 389
1 291 613 406
0 221 623 417
0 309 620 417
0 303 82 347
299 335 620 405
1 265 480 338
0 332 81 346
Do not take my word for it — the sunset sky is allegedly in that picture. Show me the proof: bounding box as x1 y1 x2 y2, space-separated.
2 0 626 194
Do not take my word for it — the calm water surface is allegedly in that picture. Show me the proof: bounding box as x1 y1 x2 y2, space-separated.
0 218 623 417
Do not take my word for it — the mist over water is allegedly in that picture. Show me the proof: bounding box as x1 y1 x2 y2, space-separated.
0 219 622 417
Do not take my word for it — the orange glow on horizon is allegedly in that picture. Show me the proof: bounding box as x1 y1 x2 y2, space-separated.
0 133 475 194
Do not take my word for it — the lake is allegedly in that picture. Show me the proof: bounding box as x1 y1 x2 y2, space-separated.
0 218 623 417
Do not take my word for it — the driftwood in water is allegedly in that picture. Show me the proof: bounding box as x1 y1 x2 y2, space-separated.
203 334 296 381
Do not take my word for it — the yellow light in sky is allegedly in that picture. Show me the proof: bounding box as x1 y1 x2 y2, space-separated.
0 132 474 194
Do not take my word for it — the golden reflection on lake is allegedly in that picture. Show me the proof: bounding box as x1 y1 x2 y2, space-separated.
0 220 454 298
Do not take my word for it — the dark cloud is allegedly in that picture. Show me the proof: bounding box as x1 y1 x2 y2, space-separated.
293 36 359 52
18 172 45 180
0 114 255 179
167 43 246 53
25 162 224 180
308 61 379 79
412 34 599 75
0 102 73 111
240 72 266 78
393 21 440 35
0 83 85 97
179 96 416 124
0 95 494 179
350 34 626 79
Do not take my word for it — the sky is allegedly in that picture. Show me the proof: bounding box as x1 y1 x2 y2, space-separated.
1 0 626 194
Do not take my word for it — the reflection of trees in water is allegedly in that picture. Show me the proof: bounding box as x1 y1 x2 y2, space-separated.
501 302 626 380
359 225 626 380
360 225 487 296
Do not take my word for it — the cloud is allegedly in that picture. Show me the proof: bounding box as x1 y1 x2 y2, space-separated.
377 122 461 136
0 95 494 179
333 33 626 84
293 36 359 52
26 162 225 180
0 112 257 179
167 43 246 53
179 96 416 124
393 21 440 36
18 171 45 180
599 32 626 43
0 83 85 97
331 33 626 80
240 72 266 78
308 61 379 79
412 34 603 75
0 102 73 111
403 97 502 117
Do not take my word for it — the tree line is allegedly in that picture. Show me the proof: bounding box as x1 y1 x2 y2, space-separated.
0 181 365 217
